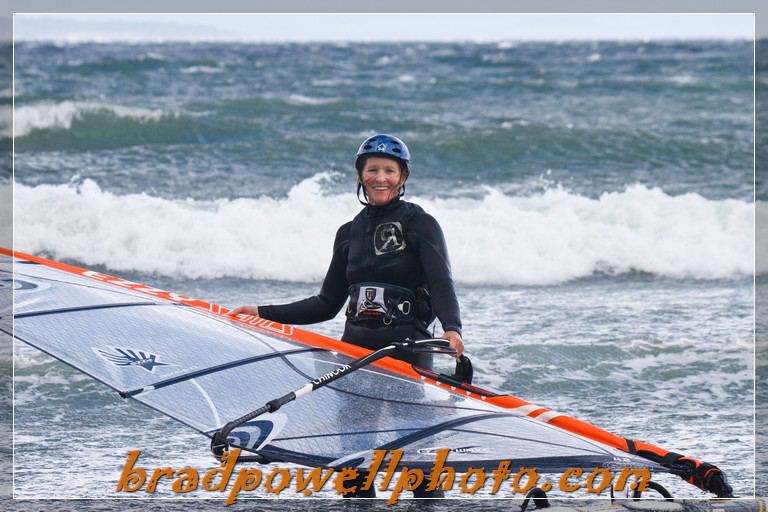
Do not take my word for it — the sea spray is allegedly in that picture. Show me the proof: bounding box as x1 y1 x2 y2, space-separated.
14 176 754 284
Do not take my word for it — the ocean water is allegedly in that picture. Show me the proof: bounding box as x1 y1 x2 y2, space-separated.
4 40 758 503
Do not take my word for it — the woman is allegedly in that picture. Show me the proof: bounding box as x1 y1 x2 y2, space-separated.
229 134 463 498
229 133 464 363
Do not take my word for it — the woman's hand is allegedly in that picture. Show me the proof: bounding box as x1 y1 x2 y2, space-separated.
227 305 260 317
442 330 464 358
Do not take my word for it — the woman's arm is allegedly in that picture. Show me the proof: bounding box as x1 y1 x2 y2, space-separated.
228 223 351 325
412 213 464 356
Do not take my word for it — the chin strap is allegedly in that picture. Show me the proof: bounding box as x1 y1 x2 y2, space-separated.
356 182 368 205
355 180 407 206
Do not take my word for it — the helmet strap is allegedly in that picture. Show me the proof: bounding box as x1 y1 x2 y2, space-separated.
356 182 369 206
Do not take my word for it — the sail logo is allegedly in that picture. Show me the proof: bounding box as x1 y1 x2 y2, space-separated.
226 420 273 450
209 414 287 451
0 277 37 290
0 273 49 292
312 364 351 386
94 347 171 372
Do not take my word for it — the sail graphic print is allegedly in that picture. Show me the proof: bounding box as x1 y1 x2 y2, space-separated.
96 347 170 372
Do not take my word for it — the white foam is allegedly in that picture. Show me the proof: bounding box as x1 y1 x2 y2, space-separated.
481 53 507 63
12 176 755 284
14 101 174 137
14 174 357 281
284 94 339 106
311 78 356 87
428 185 755 284
501 119 530 129
668 74 696 85
180 65 222 74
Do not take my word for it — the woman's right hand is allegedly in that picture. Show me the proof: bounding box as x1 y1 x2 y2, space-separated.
227 305 260 317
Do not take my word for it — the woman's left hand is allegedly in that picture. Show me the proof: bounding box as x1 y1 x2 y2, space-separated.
442 330 464 358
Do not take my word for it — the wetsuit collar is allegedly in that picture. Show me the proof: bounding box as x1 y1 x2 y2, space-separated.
365 196 402 217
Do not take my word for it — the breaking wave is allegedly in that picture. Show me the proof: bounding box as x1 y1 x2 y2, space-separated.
11 174 755 284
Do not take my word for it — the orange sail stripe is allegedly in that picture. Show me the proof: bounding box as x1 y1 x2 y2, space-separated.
547 416 631 452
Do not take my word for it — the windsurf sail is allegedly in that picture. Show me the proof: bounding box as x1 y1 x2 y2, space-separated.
0 248 733 496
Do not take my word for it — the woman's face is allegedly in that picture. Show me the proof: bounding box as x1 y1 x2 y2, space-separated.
360 156 406 206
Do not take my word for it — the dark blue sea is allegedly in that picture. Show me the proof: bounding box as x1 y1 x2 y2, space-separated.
3 40 758 502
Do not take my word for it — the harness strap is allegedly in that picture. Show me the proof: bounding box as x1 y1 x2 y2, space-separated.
346 282 420 327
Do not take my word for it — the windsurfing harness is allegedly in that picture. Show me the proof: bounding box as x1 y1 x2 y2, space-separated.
0 248 733 497
345 282 433 328
258 198 461 335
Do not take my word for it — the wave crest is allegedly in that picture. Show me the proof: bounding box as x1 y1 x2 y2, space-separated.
11 176 755 284
15 101 173 138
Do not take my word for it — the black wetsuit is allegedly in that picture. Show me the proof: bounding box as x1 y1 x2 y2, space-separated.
258 197 461 367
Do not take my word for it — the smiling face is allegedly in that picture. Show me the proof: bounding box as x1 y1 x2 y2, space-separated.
360 156 407 206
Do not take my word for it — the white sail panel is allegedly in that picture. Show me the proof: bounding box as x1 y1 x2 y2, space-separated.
4 253 666 474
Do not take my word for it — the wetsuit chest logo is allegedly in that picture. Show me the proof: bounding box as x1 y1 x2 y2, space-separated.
374 222 406 255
